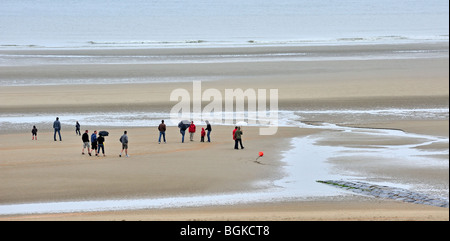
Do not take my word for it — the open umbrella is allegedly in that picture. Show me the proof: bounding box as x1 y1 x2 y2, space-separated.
99 131 109 136
178 120 191 130
236 121 248 126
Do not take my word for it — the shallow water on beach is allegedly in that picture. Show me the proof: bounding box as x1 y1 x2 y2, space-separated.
1 108 448 132
284 123 449 196
1 45 448 70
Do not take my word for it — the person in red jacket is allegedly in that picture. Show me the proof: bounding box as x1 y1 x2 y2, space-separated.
200 127 206 142
189 121 196 141
232 126 238 141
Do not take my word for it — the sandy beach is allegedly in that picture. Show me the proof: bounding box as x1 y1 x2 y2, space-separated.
0 43 448 221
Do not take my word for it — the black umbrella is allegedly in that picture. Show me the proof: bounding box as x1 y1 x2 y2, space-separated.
178 120 191 130
99 131 109 136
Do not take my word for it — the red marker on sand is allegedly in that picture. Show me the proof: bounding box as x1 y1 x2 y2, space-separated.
255 151 264 162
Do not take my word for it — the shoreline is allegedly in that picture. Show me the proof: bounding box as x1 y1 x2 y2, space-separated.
1 40 448 53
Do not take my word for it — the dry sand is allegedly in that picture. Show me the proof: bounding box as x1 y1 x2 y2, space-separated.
0 44 448 221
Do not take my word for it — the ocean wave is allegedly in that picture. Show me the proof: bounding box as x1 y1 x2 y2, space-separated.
85 35 449 48
86 40 210 46
0 77 206 87
1 35 448 50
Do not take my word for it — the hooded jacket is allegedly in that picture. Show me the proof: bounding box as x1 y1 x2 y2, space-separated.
189 123 196 133
201 128 206 137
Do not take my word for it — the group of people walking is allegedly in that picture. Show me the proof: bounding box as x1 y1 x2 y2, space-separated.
32 117 129 157
81 129 129 157
80 129 119 157
32 117 245 158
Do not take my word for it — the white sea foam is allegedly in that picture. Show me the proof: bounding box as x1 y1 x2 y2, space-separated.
1 108 447 131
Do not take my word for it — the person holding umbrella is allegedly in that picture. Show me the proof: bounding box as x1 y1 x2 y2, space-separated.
97 133 106 157
178 120 190 143
97 131 108 157
234 126 244 150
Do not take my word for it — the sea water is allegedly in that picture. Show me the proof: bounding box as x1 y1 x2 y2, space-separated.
1 0 449 86
0 0 448 49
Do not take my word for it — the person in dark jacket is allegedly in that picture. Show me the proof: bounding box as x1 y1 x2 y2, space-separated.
81 130 91 156
158 120 167 144
32 125 38 140
205 120 212 142
97 134 105 157
178 120 188 143
234 127 244 150
91 130 98 156
75 121 81 136
53 117 62 141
